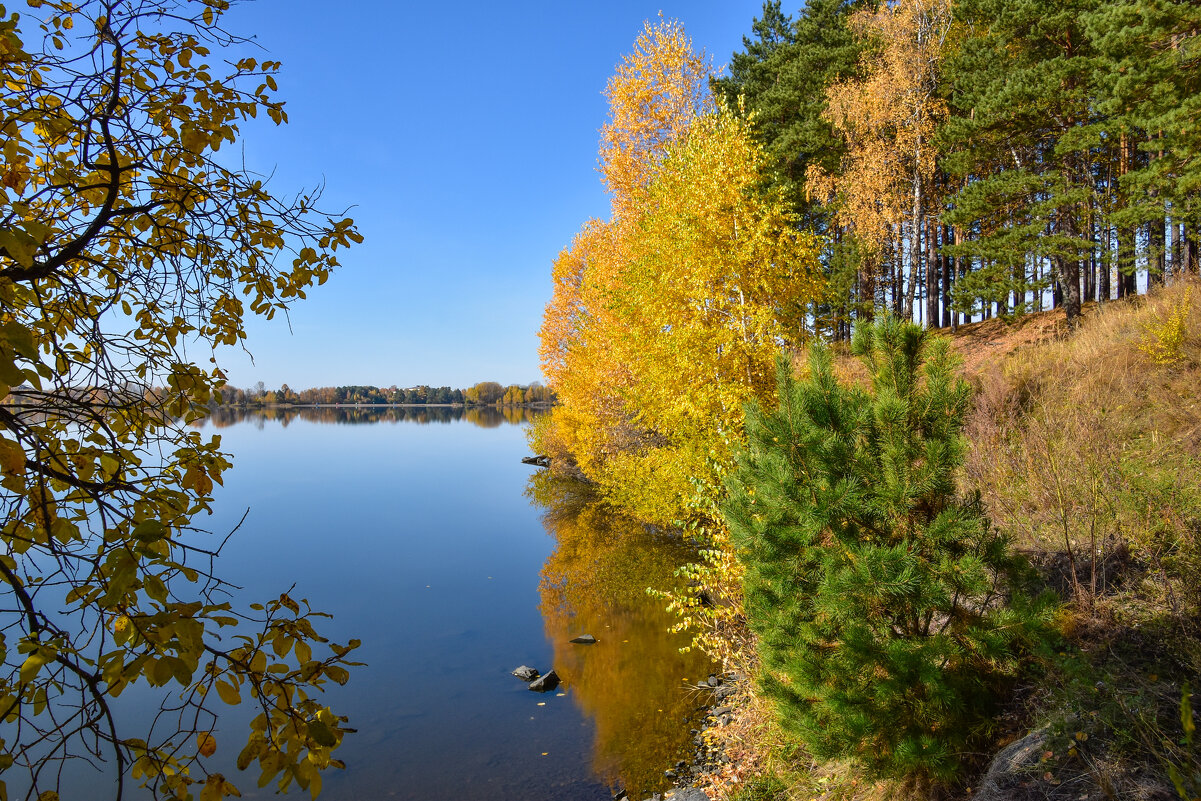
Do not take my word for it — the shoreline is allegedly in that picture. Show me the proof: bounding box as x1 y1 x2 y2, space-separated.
214 401 556 410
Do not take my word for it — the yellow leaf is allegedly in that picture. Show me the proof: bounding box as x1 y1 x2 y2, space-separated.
0 439 25 475
20 651 49 684
215 679 240 705
182 129 207 153
197 731 217 757
199 774 224 801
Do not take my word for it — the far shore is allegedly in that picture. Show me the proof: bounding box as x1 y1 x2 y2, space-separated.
216 401 555 410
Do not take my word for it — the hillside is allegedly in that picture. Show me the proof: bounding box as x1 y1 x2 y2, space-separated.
715 283 1201 801
954 282 1200 801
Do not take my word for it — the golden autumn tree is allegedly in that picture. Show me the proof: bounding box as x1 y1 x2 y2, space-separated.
534 17 712 493
598 16 714 221
534 219 637 482
534 18 823 526
807 0 952 319
597 106 823 523
0 1 361 799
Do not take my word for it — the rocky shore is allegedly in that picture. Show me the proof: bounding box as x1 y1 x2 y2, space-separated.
611 671 743 801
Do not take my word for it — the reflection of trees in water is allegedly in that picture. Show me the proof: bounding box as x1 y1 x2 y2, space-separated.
200 405 544 428
528 472 713 799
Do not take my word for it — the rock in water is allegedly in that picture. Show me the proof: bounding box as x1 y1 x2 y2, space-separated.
528 669 559 692
569 634 597 644
512 665 539 681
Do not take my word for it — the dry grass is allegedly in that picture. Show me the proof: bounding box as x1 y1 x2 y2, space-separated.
956 280 1201 800
725 284 1201 801
964 279 1201 620
696 670 924 801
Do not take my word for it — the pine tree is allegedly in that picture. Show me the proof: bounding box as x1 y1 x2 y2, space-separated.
1085 0 1201 281
722 318 1046 781
941 0 1103 323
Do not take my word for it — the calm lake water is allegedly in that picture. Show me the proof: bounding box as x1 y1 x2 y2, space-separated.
176 406 712 800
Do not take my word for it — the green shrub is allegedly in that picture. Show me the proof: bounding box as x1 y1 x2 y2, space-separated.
722 317 1048 782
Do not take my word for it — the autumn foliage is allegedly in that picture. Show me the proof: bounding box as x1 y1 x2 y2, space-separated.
0 2 362 798
535 19 823 526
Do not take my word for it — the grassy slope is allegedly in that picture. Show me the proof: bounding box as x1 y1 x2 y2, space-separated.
731 282 1201 801
954 281 1201 801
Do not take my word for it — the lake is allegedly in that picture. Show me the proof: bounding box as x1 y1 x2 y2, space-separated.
181 406 713 800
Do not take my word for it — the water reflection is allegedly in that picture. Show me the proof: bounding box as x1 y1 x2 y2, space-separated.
201 404 543 428
528 472 714 800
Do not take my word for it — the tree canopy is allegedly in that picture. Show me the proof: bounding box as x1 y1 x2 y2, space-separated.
722 0 1201 330
0 0 362 798
534 18 823 525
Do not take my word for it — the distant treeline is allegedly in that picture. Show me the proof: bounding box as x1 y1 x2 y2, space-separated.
219 381 555 407
200 404 543 428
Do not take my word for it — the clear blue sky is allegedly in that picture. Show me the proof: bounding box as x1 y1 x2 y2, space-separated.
214 1 772 391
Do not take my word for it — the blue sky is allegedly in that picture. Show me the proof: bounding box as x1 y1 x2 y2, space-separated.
212 0 772 391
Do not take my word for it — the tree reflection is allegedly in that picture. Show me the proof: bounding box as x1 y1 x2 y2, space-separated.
528 472 713 799
199 405 543 428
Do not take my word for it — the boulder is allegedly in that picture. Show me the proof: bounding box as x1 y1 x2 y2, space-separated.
511 665 539 681
971 727 1048 801
528 669 560 692
569 634 597 644
669 789 709 801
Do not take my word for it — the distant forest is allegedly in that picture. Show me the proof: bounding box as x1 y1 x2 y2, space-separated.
219 381 555 407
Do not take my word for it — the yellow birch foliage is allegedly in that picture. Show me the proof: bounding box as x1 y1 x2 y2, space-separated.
599 106 823 523
536 219 640 480
534 18 713 494
534 20 822 526
807 0 951 264
599 17 714 220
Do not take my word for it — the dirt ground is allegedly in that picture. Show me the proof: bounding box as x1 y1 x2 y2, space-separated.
939 307 1073 376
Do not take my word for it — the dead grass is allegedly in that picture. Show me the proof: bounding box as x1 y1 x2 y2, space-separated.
731 283 1201 800
964 279 1201 619
957 279 1201 801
